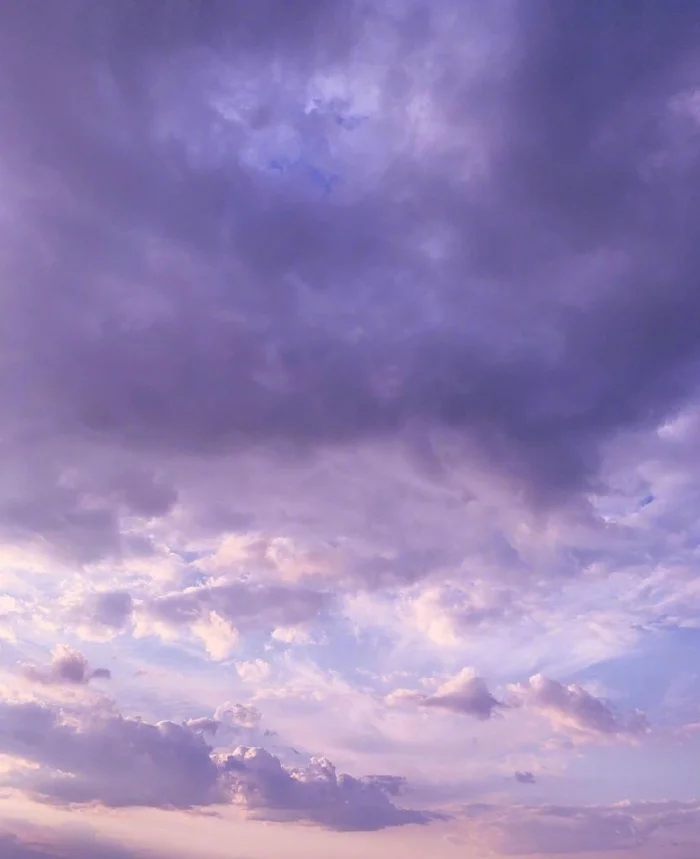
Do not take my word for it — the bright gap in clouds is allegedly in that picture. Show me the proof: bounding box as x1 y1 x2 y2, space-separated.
2 1 700 858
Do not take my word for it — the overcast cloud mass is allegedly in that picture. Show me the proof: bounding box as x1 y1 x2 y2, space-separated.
1 1 700 857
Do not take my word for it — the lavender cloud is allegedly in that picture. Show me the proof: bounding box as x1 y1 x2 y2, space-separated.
217 747 435 830
388 668 504 721
514 771 536 785
511 674 649 741
0 697 430 830
0 824 157 859
21 645 111 687
83 591 134 633
0 699 222 808
69 580 329 656
0 0 698 572
0 2 699 851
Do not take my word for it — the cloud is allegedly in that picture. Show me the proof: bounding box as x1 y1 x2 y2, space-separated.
0 0 698 576
0 696 430 830
214 703 263 730
514 771 536 785
82 591 134 634
0 1 700 850
217 747 437 830
470 800 700 856
235 660 271 684
68 581 330 656
0 823 156 859
21 645 111 687
388 668 504 720
511 674 649 741
0 699 222 809
135 581 330 656
403 583 519 645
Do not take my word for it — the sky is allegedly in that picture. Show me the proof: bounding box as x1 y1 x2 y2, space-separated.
1 0 700 856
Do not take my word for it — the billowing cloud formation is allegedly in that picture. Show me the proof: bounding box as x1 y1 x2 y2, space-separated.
388 668 504 720
22 645 111 686
1 1 700 854
0 699 221 808
214 703 262 730
72 582 329 657
134 582 329 657
0 0 699 571
218 748 434 830
512 675 649 740
0 697 428 830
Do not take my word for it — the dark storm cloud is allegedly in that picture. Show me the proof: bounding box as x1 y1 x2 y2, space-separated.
0 0 700 556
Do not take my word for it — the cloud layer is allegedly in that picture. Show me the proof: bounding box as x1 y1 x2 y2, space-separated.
1 0 700 857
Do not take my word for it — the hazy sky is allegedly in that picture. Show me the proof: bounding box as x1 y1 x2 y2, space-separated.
2 1 700 856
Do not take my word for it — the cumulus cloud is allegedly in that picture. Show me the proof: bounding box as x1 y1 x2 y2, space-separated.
388 668 504 721
1 0 700 850
214 703 263 730
511 674 649 741
21 645 111 687
0 699 222 808
235 660 271 684
403 583 518 645
69 581 329 656
134 581 330 656
0 697 429 830
217 748 435 830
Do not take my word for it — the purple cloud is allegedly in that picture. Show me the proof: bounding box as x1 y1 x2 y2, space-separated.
511 675 649 741
0 0 697 573
217 748 436 830
514 771 536 785
21 645 111 686
0 696 431 830
0 825 156 859
388 668 504 721
0 1 699 852
143 582 329 632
